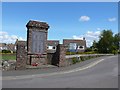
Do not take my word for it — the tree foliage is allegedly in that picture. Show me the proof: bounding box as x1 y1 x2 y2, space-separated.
91 30 120 54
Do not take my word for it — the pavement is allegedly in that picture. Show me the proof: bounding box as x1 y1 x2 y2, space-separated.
2 55 118 88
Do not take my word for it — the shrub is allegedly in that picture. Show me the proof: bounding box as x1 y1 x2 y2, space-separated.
72 57 79 64
2 50 11 53
80 56 85 61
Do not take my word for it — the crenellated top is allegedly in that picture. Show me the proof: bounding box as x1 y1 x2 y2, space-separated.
26 20 50 30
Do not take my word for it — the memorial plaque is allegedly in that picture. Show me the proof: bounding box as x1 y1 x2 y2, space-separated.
32 31 46 54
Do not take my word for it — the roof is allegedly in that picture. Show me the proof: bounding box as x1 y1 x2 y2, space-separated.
7 44 15 51
47 40 59 46
63 39 86 46
0 43 7 47
16 41 27 46
63 39 84 41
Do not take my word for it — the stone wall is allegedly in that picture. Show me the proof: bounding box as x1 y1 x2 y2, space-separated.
15 41 27 70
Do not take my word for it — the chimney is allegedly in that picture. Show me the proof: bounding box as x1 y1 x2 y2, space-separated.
83 37 85 40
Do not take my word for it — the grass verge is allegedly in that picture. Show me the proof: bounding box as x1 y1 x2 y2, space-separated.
1 53 16 60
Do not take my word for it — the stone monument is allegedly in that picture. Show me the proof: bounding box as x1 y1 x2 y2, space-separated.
26 20 49 65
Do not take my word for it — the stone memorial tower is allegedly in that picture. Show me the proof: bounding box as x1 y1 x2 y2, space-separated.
26 20 49 65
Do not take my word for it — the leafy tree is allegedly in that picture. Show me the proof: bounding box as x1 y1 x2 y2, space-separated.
92 40 98 52
91 30 120 54
96 30 113 53
113 33 120 50
85 47 92 52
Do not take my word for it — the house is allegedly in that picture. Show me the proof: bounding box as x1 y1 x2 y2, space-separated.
15 40 27 50
47 40 59 53
7 43 16 52
0 43 7 51
63 38 86 52
0 43 16 52
47 40 59 50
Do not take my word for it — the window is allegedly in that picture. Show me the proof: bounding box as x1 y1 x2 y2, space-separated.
48 46 53 49
53 46 56 49
69 43 77 50
79 46 83 48
78 46 84 50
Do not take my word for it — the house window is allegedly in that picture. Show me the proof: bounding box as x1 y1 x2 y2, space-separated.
47 46 56 50
48 46 53 49
79 46 83 48
53 46 56 49
69 43 77 50
14 46 16 50
0 47 2 50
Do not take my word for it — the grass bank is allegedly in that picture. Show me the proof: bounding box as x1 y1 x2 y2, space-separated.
1 53 16 60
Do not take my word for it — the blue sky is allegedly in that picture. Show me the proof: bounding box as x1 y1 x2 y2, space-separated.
1 2 118 47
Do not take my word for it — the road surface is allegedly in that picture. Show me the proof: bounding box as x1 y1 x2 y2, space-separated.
2 55 118 88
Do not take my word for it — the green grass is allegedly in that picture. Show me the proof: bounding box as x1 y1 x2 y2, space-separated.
1 53 16 60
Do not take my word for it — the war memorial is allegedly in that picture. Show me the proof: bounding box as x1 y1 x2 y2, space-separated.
15 20 67 70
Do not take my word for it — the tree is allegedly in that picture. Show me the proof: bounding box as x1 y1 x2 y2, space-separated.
96 30 113 53
92 40 98 52
113 33 120 50
91 30 120 54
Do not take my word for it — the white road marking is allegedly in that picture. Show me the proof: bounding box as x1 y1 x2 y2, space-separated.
2 56 116 80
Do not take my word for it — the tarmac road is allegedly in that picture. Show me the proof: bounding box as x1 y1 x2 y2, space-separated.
2 55 118 88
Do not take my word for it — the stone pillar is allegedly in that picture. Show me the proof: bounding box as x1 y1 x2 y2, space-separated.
52 44 66 67
58 44 66 67
15 41 27 70
26 20 49 65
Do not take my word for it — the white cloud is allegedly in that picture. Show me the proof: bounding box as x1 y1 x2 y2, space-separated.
79 16 90 22
0 31 26 44
97 28 101 30
108 17 116 22
72 30 101 47
72 35 83 40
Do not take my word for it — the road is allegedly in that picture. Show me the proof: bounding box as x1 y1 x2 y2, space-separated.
2 55 118 88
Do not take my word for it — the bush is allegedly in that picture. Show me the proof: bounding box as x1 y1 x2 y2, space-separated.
2 50 11 53
72 57 79 64
85 48 92 52
111 50 118 55
80 56 85 61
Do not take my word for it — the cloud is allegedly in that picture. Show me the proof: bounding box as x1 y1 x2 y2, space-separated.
79 16 90 22
0 31 26 44
108 17 116 22
72 35 83 40
97 28 101 30
72 30 101 47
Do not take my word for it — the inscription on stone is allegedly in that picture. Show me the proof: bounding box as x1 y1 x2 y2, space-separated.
32 31 46 54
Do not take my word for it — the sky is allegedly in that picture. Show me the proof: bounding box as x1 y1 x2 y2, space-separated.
1 2 118 47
